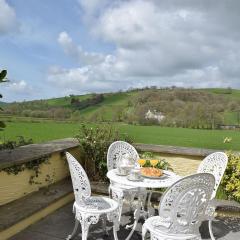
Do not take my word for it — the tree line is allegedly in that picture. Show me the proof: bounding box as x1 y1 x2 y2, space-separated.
2 88 240 129
123 88 240 129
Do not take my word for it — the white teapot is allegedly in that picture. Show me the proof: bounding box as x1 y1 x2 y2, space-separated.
117 153 134 175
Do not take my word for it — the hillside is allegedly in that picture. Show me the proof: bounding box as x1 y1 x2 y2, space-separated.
1 88 240 127
1 91 137 122
203 88 240 99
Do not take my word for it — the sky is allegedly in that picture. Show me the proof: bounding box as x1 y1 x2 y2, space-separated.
1 0 240 102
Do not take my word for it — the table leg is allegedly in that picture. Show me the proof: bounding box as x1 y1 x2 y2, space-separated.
125 190 145 240
146 189 155 218
125 203 141 240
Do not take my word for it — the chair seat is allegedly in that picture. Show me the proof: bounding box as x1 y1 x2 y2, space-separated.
74 196 119 214
144 216 200 240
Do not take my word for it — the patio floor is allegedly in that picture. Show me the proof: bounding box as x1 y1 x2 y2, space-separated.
10 202 240 240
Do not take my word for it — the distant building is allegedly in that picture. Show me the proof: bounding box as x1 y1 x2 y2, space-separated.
145 110 165 123
218 124 240 130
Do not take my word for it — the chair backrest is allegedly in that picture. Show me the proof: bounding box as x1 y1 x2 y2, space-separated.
66 152 91 206
197 152 228 198
159 173 215 235
107 141 139 171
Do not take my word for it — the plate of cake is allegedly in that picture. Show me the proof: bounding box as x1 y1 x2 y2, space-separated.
140 167 165 179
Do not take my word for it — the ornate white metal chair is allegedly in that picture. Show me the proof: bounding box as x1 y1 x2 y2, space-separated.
107 141 146 221
66 152 119 240
197 152 228 240
142 173 215 240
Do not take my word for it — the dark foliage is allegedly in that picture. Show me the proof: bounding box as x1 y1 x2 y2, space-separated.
76 124 133 181
0 69 8 130
0 136 33 150
71 94 104 110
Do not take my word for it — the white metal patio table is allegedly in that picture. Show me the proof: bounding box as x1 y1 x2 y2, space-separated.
107 169 181 240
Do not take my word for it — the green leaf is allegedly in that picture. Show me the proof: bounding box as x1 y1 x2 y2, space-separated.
0 70 7 81
0 121 6 128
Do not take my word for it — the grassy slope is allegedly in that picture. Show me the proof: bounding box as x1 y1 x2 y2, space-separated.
78 92 136 119
1 122 240 150
202 88 240 99
3 88 240 124
42 94 92 107
44 89 240 124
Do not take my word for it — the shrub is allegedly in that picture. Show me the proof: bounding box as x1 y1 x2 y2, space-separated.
71 94 104 110
221 152 240 202
0 136 33 150
76 124 133 181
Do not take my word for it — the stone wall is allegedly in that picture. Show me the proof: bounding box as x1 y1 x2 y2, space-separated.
0 138 228 206
0 139 81 206
150 153 202 176
134 143 226 176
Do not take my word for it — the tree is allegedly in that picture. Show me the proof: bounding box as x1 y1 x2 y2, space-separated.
0 70 8 130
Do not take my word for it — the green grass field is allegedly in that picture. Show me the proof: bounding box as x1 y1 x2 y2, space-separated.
203 88 240 99
1 121 240 150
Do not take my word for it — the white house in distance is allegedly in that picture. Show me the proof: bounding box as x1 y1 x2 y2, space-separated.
145 109 165 123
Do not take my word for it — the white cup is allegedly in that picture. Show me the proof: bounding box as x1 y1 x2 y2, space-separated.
118 165 132 175
130 168 141 180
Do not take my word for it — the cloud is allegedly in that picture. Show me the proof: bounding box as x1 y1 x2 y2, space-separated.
51 0 240 94
47 54 120 94
77 0 110 23
58 31 105 65
5 80 32 93
1 80 34 102
0 0 18 34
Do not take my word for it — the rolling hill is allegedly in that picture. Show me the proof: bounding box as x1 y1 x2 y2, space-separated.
1 88 240 125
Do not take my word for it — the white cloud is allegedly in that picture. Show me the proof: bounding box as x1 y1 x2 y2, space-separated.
48 54 119 94
1 80 34 102
78 0 110 23
58 31 105 65
5 80 32 94
51 0 240 94
0 0 18 34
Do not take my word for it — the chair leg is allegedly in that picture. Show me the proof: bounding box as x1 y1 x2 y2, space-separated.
66 218 79 240
209 220 216 240
142 223 147 240
113 222 119 240
81 221 90 240
76 213 100 240
107 210 119 240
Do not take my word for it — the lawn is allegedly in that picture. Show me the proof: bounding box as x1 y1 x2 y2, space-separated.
1 122 240 151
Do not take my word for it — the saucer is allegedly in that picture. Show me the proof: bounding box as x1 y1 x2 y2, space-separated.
127 175 143 181
116 171 128 176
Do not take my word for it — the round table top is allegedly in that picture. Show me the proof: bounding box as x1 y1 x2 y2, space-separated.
107 169 181 188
